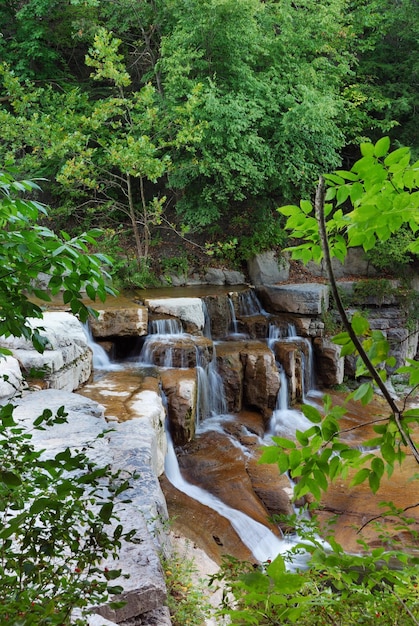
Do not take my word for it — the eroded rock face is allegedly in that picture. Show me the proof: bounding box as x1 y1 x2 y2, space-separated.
90 306 148 337
242 342 280 418
145 298 205 334
0 312 92 392
313 337 344 386
257 283 329 315
161 368 197 446
215 340 281 417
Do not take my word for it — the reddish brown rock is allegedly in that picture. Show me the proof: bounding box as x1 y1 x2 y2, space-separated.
242 341 280 417
160 368 197 446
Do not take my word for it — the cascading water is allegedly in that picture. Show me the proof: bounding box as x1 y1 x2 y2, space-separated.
164 427 305 565
238 289 266 317
227 296 240 334
196 346 227 423
82 322 119 370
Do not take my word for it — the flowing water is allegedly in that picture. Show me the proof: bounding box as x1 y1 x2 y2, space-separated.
83 295 320 566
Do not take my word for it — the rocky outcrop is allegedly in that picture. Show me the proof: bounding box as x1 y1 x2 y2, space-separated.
160 368 198 445
0 312 92 392
145 298 205 334
0 355 23 401
256 283 329 315
313 338 345 386
247 251 290 285
216 341 280 419
90 306 148 337
13 388 170 626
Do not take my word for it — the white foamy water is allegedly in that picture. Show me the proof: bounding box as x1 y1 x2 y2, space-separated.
164 433 306 566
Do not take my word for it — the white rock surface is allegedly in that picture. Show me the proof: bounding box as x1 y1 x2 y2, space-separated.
0 355 24 401
0 312 92 391
13 388 170 624
145 298 205 331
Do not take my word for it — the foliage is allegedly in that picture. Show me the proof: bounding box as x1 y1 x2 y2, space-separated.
0 402 137 625
365 228 417 274
0 170 116 355
161 0 352 225
278 137 419 265
211 521 419 625
213 138 419 624
161 543 212 626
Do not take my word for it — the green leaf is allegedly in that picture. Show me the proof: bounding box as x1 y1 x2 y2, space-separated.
351 467 370 486
351 313 370 335
0 470 22 487
374 136 390 158
360 142 375 157
301 404 322 424
99 502 114 523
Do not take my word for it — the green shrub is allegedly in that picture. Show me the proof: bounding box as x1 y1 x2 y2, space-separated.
0 402 136 625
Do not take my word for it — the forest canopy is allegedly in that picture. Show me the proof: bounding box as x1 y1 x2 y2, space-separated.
0 0 417 280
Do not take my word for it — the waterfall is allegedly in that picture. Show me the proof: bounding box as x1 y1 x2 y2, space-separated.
238 289 265 316
164 428 305 566
150 318 183 335
82 322 117 370
227 296 239 334
196 345 227 423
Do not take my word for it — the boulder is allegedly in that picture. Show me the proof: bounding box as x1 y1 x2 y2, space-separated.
90 306 148 337
224 269 246 285
215 342 245 413
247 251 290 286
0 355 24 402
313 338 344 386
161 368 198 446
202 294 232 339
0 312 92 391
257 283 329 315
145 298 205 333
13 388 170 624
306 247 377 279
242 342 281 418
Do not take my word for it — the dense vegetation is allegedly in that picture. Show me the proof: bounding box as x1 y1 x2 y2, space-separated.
0 0 418 283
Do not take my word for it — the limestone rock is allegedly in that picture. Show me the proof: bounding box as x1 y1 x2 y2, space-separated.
215 342 244 413
313 338 344 387
247 251 290 286
257 283 329 315
242 343 280 417
13 388 170 624
204 268 225 285
272 341 304 403
0 312 92 391
90 307 148 337
161 369 198 446
0 356 24 402
224 269 246 285
203 295 232 339
145 298 205 333
306 247 377 279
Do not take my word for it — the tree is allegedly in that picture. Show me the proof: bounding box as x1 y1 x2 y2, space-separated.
160 0 354 227
0 171 137 624
0 29 204 267
211 139 419 623
0 169 116 353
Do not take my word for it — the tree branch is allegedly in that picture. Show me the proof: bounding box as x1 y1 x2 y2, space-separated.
315 176 419 463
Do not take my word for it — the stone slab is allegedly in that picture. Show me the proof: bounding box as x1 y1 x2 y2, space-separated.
257 284 329 315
